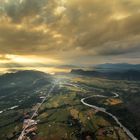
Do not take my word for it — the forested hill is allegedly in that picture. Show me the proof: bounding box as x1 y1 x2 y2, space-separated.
71 69 140 81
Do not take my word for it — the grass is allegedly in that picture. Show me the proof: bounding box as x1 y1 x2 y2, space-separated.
1 75 136 139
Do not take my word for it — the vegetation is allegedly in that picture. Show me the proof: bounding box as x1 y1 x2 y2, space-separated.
0 71 139 140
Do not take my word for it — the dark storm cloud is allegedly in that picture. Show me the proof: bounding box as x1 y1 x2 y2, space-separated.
75 13 140 55
0 0 140 64
3 0 46 22
2 0 62 24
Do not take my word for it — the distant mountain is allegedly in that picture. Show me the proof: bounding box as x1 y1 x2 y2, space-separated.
107 70 140 81
0 70 52 90
71 69 140 81
94 63 140 72
71 69 101 76
0 70 53 111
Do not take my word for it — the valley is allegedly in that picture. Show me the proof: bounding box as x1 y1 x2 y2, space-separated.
0 71 139 140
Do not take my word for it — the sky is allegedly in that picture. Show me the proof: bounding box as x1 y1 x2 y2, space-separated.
0 0 140 73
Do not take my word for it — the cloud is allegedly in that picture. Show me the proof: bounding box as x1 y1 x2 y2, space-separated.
0 0 140 65
3 0 46 23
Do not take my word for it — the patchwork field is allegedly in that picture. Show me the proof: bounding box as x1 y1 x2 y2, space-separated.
0 71 139 140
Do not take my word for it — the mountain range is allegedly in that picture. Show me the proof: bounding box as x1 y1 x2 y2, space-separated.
94 63 140 71
71 69 140 81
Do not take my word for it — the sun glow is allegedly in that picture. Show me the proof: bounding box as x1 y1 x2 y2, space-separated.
0 54 67 74
111 13 130 20
0 67 70 75
5 54 60 64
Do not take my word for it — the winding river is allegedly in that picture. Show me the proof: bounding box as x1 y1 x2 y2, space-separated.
62 82 138 140
81 92 138 140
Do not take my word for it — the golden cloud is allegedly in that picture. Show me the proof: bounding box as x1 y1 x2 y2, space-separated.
0 0 140 65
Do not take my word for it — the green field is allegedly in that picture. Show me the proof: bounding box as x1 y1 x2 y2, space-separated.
0 72 139 140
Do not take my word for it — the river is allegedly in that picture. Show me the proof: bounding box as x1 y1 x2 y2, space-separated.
81 93 138 140
62 82 138 140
